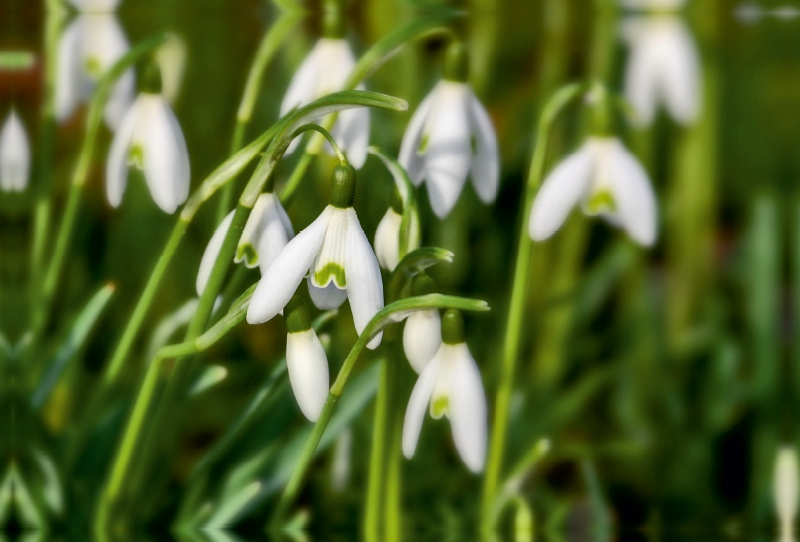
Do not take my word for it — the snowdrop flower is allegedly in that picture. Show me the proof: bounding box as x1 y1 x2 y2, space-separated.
775 446 799 542
284 297 329 422
56 14 133 130
403 310 487 473
280 38 369 168
0 109 30 192
399 42 499 219
196 193 294 295
106 65 190 214
246 164 385 349
528 137 657 246
622 16 700 127
374 188 420 271
402 275 442 373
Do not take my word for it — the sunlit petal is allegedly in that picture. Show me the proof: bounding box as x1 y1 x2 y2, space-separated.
344 208 384 349
402 356 441 459
403 309 442 374
374 208 402 271
247 207 332 324
399 87 438 185
528 144 594 241
141 95 191 214
196 211 235 296
608 141 657 246
0 110 31 192
448 343 488 473
467 91 499 204
105 98 139 208
286 329 330 422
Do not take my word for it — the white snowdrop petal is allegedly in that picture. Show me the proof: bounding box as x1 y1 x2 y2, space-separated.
403 309 442 374
659 20 701 125
423 82 473 218
196 211 235 296
82 15 133 130
399 87 438 185
0 111 31 192
237 194 272 268
307 277 348 310
623 18 660 128
142 95 190 213
247 207 332 324
402 356 441 459
374 208 402 271
334 104 370 169
105 98 139 208
528 145 594 241
608 142 657 246
286 329 330 422
775 447 800 530
448 344 488 473
312 208 349 288
467 91 499 204
256 213 293 274
280 42 321 116
68 0 122 11
55 18 83 123
344 208 384 349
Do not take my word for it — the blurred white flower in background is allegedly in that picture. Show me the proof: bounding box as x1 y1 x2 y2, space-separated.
0 109 30 192
280 38 369 168
56 14 134 130
774 446 799 542
622 16 701 127
399 80 498 219
106 77 190 213
66 0 122 11
529 137 657 246
619 0 687 9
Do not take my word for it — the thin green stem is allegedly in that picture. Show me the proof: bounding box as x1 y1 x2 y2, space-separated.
291 124 348 165
480 83 587 532
217 13 301 222
364 358 391 540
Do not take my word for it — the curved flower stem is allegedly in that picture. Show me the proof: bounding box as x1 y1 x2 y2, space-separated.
216 12 301 223
270 294 490 528
291 124 348 165
480 82 588 533
31 33 169 340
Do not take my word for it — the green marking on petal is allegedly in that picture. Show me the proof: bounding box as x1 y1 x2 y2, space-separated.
236 243 259 268
431 396 449 419
418 133 430 154
85 57 102 77
128 144 144 169
313 262 346 289
587 189 616 215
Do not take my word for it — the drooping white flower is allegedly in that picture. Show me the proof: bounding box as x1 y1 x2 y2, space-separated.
280 38 369 168
374 206 420 272
196 193 294 296
402 310 487 473
56 14 134 130
106 91 190 213
247 165 384 349
622 16 701 127
0 109 30 192
399 80 499 219
775 446 799 542
528 137 657 246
